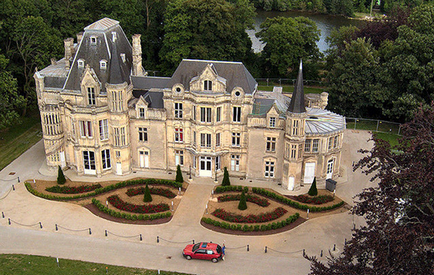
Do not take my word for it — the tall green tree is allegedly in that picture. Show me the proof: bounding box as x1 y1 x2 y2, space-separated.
0 54 24 130
222 167 231 186
176 164 183 183
256 16 321 78
159 0 255 75
57 166 66 185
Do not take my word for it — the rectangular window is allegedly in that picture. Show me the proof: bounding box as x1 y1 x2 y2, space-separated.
175 150 184 166
83 151 96 170
285 143 290 159
216 156 221 171
193 106 196 121
139 108 145 118
80 121 92 138
138 127 148 142
328 137 333 150
101 149 111 169
111 91 123 112
114 127 126 146
269 117 276 128
200 107 212 122
264 161 275 178
216 107 221 122
233 106 241 122
266 137 276 152
232 132 240 146
204 80 212 91
175 128 183 142
88 87 95 105
305 139 311 152
231 155 240 171
99 119 108 141
174 103 183 119
216 133 221 147
292 120 299 135
291 145 297 159
200 133 211 148
334 136 338 148
312 139 319 153
193 131 196 147
115 151 121 158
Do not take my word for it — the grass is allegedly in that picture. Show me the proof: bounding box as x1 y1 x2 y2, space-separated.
258 85 324 94
0 114 42 171
374 132 400 147
0 254 190 275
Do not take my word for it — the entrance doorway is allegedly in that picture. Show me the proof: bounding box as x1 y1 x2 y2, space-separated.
199 156 212 177
304 162 315 184
326 159 334 179
139 151 149 168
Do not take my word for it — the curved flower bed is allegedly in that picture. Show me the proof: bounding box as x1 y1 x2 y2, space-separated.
45 184 102 194
217 194 270 207
295 194 334 205
107 195 170 214
202 212 300 232
212 207 287 223
126 187 176 198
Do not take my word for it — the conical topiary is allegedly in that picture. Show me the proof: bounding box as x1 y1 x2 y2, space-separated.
143 183 152 202
176 165 184 183
238 190 247 210
57 166 66 185
222 167 230 186
308 177 318 196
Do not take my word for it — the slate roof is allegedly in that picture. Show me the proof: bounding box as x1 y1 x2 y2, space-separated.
63 18 132 93
131 76 171 90
131 91 164 109
288 61 306 113
169 59 257 94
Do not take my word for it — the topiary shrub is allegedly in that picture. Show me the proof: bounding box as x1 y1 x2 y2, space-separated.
222 167 230 186
308 177 318 196
175 165 183 183
57 166 66 185
238 189 247 210
143 183 152 202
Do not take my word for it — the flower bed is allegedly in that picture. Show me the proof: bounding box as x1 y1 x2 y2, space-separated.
45 184 102 194
212 207 287 223
202 212 300 232
126 187 176 198
92 199 171 221
107 195 170 214
294 194 334 205
217 194 270 207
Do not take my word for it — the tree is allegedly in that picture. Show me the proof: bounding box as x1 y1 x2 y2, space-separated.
308 177 318 196
222 167 231 186
57 166 66 185
306 104 434 274
0 54 24 130
175 165 183 183
143 183 152 202
159 0 255 75
238 189 247 210
256 16 321 78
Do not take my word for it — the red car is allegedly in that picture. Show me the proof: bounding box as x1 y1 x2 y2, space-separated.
182 242 223 263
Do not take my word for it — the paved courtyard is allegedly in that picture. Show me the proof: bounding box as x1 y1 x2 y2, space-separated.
0 129 375 275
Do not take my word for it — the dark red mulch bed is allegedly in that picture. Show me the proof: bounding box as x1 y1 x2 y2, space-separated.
84 204 172 225
200 217 306 236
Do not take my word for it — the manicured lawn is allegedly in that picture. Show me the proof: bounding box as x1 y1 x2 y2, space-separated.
0 254 189 275
258 85 324 94
0 115 42 170
374 132 400 147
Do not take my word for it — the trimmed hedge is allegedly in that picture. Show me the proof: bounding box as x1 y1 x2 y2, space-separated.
202 212 300 232
252 187 345 212
92 198 171 221
212 207 287 223
108 195 169 214
214 185 248 194
126 187 176 198
46 184 102 194
295 194 334 205
25 178 182 201
218 194 270 207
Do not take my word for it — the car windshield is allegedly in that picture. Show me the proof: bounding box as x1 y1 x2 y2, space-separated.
216 245 222 253
192 243 200 251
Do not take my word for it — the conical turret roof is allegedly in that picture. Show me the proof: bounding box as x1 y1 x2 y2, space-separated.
288 60 306 113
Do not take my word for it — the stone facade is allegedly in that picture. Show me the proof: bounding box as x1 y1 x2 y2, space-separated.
34 18 345 190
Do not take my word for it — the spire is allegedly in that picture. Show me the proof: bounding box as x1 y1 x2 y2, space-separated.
288 60 306 113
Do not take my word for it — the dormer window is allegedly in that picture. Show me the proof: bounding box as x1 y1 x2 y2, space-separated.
120 53 126 63
90 36 97 45
111 31 117 42
78 59 85 68
100 60 107 70
204 80 212 91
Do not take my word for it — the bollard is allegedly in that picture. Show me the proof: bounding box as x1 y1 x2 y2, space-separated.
205 204 208 214
2 212 4 218
140 234 142 241
333 244 336 251
171 201 174 211
247 245 249 252
307 209 309 219
105 230 108 237
192 240 195 244
345 238 347 245
39 222 43 229
320 250 323 257
89 228 92 235
178 187 181 195
12 185 15 191
265 246 268 253
303 249 305 257
157 236 159 243
8 218 11 225
18 177 20 183
55 224 58 231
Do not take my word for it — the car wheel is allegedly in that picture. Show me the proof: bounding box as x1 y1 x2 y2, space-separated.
212 258 218 263
186 255 192 260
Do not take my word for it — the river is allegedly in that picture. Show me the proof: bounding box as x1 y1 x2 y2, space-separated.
248 10 363 53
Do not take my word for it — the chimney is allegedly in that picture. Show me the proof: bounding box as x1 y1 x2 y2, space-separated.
64 37 74 70
76 32 83 45
132 34 144 76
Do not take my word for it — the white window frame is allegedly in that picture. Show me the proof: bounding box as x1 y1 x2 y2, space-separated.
87 87 96 105
233 106 241 122
174 128 183 142
80 121 93 138
100 60 107 70
216 107 221 122
232 132 240 147
200 107 212 123
101 149 111 170
99 119 108 141
204 80 212 91
266 137 276 152
312 139 319 153
269 117 276 128
175 150 184 166
200 133 211 148
264 160 275 178
216 133 221 147
138 127 148 142
231 155 240 172
174 103 183 119
139 107 145 118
